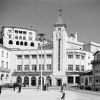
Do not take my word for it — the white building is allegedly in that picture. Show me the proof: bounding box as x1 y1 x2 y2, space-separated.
0 44 11 84
1 9 100 86
1 26 40 50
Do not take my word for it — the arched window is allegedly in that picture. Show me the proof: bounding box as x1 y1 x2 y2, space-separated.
1 74 4 80
16 41 19 45
24 42 27 46
9 40 13 44
31 77 36 86
24 76 29 85
30 42 34 47
46 76 52 86
38 77 44 85
20 41 23 45
17 76 22 83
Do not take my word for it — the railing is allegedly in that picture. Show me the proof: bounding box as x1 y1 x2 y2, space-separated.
91 60 100 64
12 70 53 76
0 67 10 73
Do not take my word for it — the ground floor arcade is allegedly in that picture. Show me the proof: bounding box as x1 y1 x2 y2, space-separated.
11 75 80 86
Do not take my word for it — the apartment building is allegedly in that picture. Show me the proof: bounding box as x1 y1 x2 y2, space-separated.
0 44 11 84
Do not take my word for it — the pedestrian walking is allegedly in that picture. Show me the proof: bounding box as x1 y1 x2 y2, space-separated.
60 85 63 92
13 83 16 91
18 83 21 93
61 90 65 100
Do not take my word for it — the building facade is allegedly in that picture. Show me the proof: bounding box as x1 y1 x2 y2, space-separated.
1 10 100 86
91 51 100 91
80 71 92 89
0 44 11 84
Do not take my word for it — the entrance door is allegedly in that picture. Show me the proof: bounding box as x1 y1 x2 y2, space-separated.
75 77 79 84
85 78 88 85
68 76 73 83
31 77 36 86
57 79 62 86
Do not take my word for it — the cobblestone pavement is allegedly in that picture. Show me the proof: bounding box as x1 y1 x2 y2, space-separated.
0 88 100 100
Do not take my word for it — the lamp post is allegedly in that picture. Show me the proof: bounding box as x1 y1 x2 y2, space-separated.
79 49 82 89
38 33 45 91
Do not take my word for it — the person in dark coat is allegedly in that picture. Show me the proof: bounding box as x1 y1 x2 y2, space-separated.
18 83 21 93
0 85 2 94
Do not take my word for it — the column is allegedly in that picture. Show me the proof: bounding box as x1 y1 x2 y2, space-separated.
37 55 39 71
29 55 31 71
15 55 17 71
44 76 46 84
44 55 46 71
22 55 24 71
73 76 76 84
36 76 39 86
29 76 31 86
21 76 24 83
73 52 76 71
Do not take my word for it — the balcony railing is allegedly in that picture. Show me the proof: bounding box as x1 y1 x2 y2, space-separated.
12 70 53 76
0 67 10 73
91 60 100 64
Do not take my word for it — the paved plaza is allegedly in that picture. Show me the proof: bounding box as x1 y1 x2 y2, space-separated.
0 87 100 100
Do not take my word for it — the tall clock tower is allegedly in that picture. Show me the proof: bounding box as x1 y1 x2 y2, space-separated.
52 8 68 85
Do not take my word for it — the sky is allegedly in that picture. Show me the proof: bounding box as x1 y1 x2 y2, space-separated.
0 0 100 43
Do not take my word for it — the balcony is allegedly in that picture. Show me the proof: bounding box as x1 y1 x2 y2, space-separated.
12 70 53 76
91 60 100 65
0 67 10 73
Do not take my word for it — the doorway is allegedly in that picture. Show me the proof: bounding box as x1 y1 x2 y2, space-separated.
57 79 62 86
31 77 36 86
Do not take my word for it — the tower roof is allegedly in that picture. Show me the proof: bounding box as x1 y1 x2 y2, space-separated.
56 16 64 25
54 7 67 28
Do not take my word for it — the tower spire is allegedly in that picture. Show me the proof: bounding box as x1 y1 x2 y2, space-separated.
59 5 62 17
54 6 67 28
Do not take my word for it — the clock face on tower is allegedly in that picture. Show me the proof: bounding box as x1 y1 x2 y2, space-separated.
56 31 61 40
97 54 100 60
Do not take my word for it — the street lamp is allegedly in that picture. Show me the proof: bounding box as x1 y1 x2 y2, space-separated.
38 33 45 91
79 49 82 89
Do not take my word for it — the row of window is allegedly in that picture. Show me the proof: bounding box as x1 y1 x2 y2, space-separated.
9 40 34 47
68 65 84 71
17 64 52 71
15 35 32 40
1 51 9 58
17 55 52 59
8 35 33 40
68 55 85 59
8 29 33 35
1 60 9 68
